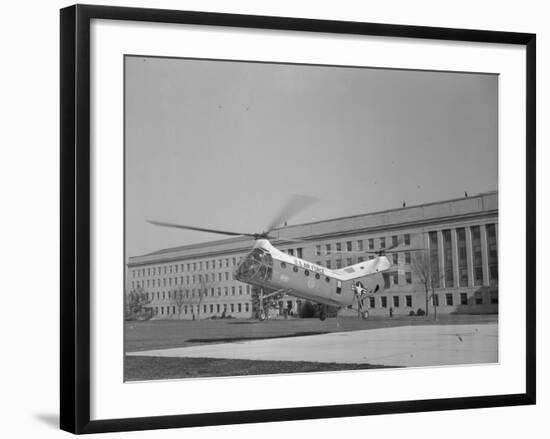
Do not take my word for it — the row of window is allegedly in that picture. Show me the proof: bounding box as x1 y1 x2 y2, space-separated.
154 302 251 316
365 290 498 309
140 285 253 301
131 271 237 289
313 234 411 256
132 256 242 278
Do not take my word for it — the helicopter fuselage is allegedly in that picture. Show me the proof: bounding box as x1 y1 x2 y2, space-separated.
235 239 391 310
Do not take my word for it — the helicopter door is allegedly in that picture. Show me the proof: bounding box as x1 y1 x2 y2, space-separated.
336 280 342 295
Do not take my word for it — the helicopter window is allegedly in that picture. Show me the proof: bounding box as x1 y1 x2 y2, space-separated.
315 273 320 280
281 262 286 268
325 276 330 283
304 270 310 276
293 266 298 273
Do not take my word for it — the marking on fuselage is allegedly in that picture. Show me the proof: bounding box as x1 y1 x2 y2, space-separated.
307 278 316 289
279 274 289 283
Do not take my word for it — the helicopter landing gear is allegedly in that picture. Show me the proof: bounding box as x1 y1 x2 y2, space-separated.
319 305 327 321
259 308 267 321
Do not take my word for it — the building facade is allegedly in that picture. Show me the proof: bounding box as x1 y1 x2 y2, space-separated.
127 191 498 319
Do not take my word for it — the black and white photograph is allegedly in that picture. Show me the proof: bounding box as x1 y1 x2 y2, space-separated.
124 56 499 382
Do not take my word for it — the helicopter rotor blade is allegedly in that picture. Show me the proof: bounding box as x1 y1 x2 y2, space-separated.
147 220 257 238
265 194 318 233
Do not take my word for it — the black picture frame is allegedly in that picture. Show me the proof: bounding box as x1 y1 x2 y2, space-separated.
60 4 536 434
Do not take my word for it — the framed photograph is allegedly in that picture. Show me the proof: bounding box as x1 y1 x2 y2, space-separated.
60 4 536 434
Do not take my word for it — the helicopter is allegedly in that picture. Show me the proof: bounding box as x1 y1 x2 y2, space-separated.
148 195 421 321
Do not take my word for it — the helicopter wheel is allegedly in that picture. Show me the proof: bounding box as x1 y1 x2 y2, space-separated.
259 309 267 321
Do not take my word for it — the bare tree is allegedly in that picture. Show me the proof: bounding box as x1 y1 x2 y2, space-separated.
411 250 443 319
172 274 216 320
172 287 187 318
125 285 152 321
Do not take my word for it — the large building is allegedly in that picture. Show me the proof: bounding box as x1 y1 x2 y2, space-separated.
127 191 498 319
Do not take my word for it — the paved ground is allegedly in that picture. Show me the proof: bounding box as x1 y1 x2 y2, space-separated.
128 323 498 367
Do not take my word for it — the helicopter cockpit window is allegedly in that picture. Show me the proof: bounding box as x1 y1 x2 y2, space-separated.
235 248 273 285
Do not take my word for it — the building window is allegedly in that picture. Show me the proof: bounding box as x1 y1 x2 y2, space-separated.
475 291 483 305
486 224 498 286
456 228 468 287
369 297 375 308
347 258 353 266
246 285 251 294
368 239 374 250
404 234 410 246
217 287 221 296
210 304 214 313
346 241 352 251
358 256 364 263
460 293 468 305
405 295 412 307
232 286 235 295
224 287 228 296
471 226 483 286
428 231 440 288
216 304 220 313
392 254 398 265
316 245 321 256
445 293 454 306
392 272 398 285
380 237 386 249
405 272 412 284
297 248 303 258
357 240 364 251
238 303 242 312
230 304 234 313
326 261 331 269
239 286 243 295
443 229 454 287
245 303 249 312
392 235 398 247
336 259 342 269
404 252 411 264
433 294 439 307
326 244 331 255
381 296 387 308
393 296 399 307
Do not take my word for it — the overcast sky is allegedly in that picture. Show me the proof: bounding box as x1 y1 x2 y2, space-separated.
125 56 497 258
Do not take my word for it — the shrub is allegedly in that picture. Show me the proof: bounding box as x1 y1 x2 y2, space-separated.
409 310 416 316
416 308 426 316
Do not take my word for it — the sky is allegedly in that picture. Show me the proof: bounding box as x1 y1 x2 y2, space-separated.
125 56 498 258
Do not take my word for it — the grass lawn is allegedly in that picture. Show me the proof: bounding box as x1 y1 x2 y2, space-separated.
124 314 497 381
125 356 395 381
